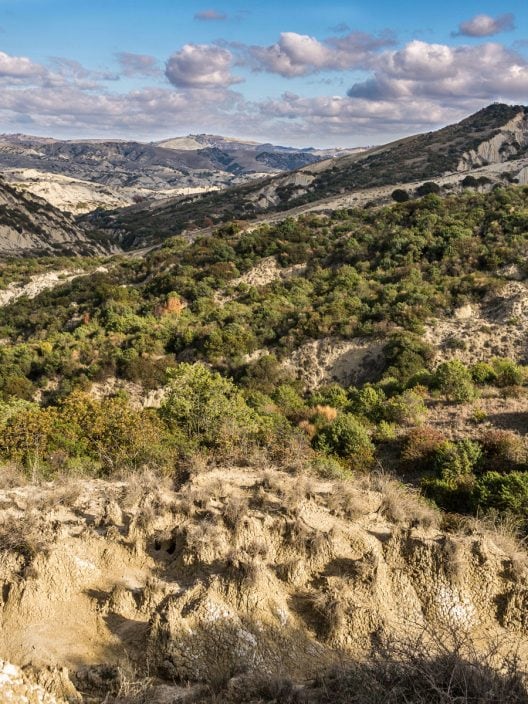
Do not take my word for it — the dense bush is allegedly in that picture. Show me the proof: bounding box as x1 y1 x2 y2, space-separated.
435 360 476 403
313 413 374 470
160 363 262 450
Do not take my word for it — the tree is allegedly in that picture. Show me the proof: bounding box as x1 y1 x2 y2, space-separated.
416 181 441 197
313 413 374 470
391 189 410 203
160 363 260 448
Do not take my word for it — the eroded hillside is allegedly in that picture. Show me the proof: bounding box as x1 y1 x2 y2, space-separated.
1 468 528 703
84 103 528 249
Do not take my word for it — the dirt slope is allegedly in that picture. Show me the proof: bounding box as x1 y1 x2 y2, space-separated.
1 469 528 702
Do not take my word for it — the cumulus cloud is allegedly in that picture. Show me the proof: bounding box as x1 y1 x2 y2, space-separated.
455 13 515 37
0 51 45 79
116 52 160 77
194 9 227 21
165 44 241 88
347 40 528 102
246 30 394 77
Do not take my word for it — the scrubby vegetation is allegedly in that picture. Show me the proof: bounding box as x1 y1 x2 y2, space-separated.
1 186 528 530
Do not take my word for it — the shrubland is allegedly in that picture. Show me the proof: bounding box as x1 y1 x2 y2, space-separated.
1 187 528 528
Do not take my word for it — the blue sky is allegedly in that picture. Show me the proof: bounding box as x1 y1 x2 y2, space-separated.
0 0 526 145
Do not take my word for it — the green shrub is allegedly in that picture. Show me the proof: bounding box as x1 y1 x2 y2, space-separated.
391 188 410 203
349 384 386 421
160 363 261 449
476 471 528 514
313 413 374 471
309 384 349 410
435 360 476 402
491 357 525 387
384 389 427 426
433 439 482 485
470 361 496 385
311 454 352 480
421 477 476 514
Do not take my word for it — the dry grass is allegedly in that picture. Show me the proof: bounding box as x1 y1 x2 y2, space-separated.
373 474 440 529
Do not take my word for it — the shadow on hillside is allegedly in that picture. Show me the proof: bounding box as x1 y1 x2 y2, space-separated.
485 411 528 433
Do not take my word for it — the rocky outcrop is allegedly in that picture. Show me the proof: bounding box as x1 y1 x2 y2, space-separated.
457 110 528 171
0 179 107 256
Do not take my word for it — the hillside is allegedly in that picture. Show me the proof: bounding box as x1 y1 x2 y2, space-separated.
85 103 528 249
0 133 358 214
2 182 528 699
0 178 107 256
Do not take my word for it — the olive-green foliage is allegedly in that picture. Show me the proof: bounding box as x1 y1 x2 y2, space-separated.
349 385 385 421
384 389 427 426
160 363 261 449
309 384 350 410
470 361 497 385
476 471 528 514
434 439 482 486
0 391 175 477
435 360 476 403
490 357 525 387
313 413 374 470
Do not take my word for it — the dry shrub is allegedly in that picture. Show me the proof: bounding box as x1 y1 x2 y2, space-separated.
326 486 367 520
442 536 466 585
0 462 26 489
184 519 227 561
311 405 338 423
480 429 527 470
460 510 528 578
300 628 528 704
0 510 52 562
226 548 263 586
310 589 347 640
297 419 316 439
268 430 314 473
401 425 446 468
222 495 249 532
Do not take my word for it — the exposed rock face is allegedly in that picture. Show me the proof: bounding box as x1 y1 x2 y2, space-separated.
0 179 106 255
457 111 528 171
0 133 350 215
284 337 386 389
1 471 528 701
425 280 528 365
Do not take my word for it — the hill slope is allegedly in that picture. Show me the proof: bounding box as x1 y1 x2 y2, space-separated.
0 133 358 214
85 103 528 249
0 178 106 255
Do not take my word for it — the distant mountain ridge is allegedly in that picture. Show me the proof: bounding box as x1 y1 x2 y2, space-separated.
0 133 362 214
84 103 528 250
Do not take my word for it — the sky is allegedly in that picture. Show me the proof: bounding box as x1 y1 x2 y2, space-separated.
0 0 526 146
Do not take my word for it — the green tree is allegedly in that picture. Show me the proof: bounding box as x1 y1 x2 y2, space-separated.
160 363 260 448
313 413 374 471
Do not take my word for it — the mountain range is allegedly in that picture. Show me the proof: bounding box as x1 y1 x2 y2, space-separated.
0 132 363 215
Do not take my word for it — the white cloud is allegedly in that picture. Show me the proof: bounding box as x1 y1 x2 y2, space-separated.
246 30 394 77
0 51 44 79
455 13 515 37
348 40 528 102
165 44 241 88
